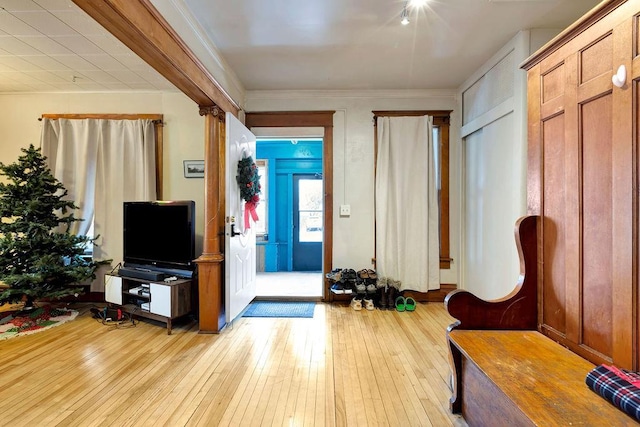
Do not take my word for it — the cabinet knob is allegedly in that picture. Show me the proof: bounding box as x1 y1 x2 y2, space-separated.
612 65 626 88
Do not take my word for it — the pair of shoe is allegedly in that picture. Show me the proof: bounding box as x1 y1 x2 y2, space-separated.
327 268 354 283
350 296 374 311
341 269 357 281
358 269 378 281
356 278 377 296
328 268 349 295
326 268 343 281
395 296 416 312
330 282 353 294
376 278 400 310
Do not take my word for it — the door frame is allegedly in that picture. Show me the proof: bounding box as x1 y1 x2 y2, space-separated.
245 112 334 301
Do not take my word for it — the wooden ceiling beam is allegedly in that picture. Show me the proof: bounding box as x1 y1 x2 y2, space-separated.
244 111 335 128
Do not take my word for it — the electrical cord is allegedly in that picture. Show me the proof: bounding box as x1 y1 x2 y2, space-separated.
90 305 137 329
108 262 122 275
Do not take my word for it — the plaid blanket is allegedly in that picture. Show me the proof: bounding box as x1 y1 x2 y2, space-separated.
586 364 640 421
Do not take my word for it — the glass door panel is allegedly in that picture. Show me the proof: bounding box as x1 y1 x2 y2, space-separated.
293 175 322 271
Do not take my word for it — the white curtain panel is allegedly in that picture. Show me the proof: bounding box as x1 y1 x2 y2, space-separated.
41 118 97 236
375 116 440 292
41 118 156 291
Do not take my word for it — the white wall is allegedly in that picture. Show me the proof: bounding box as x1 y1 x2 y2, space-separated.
462 115 523 299
0 89 460 286
245 90 459 285
0 25 560 293
457 30 560 299
0 91 207 260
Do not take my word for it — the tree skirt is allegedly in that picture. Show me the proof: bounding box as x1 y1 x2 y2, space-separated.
0 305 78 340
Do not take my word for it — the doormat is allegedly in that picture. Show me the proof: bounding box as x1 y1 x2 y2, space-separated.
242 301 316 318
0 305 79 340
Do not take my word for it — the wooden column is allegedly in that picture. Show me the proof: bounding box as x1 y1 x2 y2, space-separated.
196 105 226 333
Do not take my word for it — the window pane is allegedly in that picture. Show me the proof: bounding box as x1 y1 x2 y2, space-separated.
433 126 440 190
298 178 322 243
298 179 323 211
255 201 266 235
299 212 323 242
83 216 95 255
255 160 267 235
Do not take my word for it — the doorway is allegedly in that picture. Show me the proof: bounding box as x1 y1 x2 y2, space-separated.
245 111 335 300
254 138 324 298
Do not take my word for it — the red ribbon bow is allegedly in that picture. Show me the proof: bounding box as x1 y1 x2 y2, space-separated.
244 195 260 229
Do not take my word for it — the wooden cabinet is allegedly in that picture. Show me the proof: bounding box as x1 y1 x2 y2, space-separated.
522 0 639 369
104 274 192 334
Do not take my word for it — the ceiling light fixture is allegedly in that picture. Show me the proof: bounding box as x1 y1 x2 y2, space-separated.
409 0 427 6
400 3 410 25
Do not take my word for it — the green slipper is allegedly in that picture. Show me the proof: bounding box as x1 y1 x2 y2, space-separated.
405 296 416 311
395 296 406 312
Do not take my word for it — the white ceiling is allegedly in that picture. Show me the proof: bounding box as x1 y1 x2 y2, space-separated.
0 0 175 92
0 0 601 94
180 0 601 91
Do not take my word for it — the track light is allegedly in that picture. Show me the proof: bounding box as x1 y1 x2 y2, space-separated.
400 4 410 25
401 0 428 25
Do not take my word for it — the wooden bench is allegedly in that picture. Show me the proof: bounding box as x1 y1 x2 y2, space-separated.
448 330 634 426
445 217 638 426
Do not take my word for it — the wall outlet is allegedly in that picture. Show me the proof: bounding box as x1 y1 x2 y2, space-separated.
340 204 351 216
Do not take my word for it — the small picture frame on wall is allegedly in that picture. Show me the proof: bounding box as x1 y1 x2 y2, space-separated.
183 160 205 178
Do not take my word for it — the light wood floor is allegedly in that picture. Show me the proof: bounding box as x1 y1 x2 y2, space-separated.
0 302 467 427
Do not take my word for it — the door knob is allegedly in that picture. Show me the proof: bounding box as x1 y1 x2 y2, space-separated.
231 223 241 237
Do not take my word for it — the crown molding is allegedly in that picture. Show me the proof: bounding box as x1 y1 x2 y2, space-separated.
246 89 456 101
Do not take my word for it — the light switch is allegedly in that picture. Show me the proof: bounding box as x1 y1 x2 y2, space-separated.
340 204 351 216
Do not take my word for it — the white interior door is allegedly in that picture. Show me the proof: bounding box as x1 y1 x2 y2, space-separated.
225 112 257 323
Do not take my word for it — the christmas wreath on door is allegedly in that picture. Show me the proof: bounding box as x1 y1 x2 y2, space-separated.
236 155 261 229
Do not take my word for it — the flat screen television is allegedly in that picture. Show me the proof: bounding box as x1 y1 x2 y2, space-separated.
123 200 195 273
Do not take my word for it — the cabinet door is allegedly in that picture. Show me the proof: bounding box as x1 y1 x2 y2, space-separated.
149 283 171 317
530 10 635 369
634 12 640 371
104 275 123 305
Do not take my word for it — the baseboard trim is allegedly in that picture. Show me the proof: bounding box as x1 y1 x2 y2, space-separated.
403 283 457 303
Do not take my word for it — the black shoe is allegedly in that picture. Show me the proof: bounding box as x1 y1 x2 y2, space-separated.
342 280 354 294
378 286 388 309
330 283 345 294
387 284 398 309
344 269 357 281
355 278 367 296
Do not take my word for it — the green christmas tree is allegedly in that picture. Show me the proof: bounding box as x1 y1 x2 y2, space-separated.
0 144 104 307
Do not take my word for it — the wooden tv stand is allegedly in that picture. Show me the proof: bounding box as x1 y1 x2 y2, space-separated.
104 274 192 334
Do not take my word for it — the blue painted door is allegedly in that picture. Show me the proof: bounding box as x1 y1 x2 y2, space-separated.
292 174 322 271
